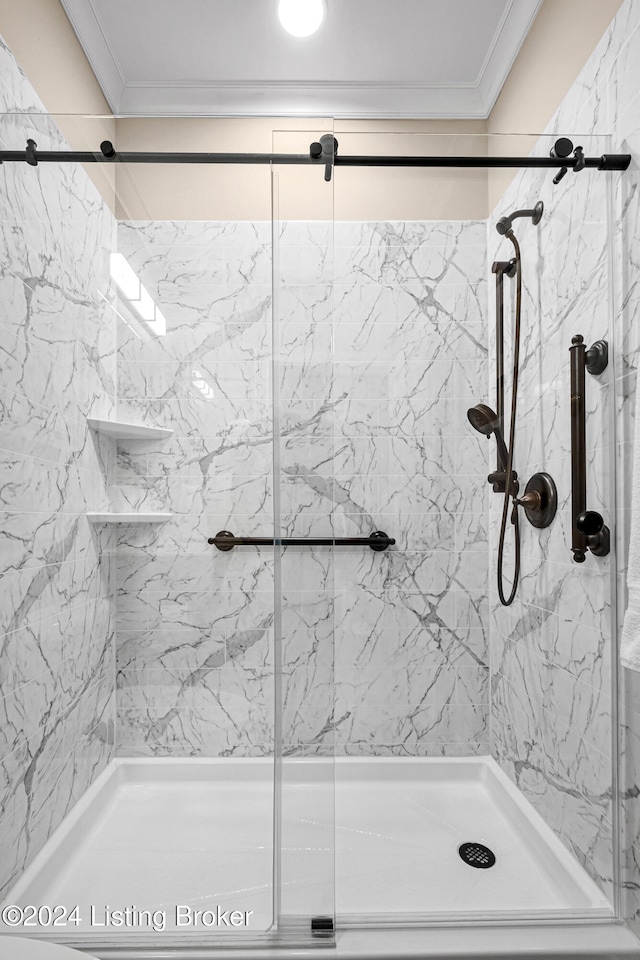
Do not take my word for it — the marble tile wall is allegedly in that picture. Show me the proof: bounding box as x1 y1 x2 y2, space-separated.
3 0 639 923
0 37 117 898
114 218 490 757
114 220 276 757
279 221 490 756
487 0 640 917
487 148 615 898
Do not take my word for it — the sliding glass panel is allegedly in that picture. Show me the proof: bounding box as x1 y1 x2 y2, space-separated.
487 131 619 920
316 128 618 926
271 127 336 945
108 158 278 946
0 108 279 952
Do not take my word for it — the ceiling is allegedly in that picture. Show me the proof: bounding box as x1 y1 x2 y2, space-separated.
59 0 544 118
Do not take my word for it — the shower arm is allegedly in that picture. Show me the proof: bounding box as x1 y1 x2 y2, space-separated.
496 202 544 236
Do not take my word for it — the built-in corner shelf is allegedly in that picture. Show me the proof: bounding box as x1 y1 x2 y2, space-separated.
87 513 172 524
87 418 173 523
87 417 173 440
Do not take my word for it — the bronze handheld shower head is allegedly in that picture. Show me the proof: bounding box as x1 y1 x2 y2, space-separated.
467 402 498 435
467 403 509 473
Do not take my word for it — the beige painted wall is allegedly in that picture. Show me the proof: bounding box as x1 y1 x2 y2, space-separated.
114 118 488 221
0 0 626 220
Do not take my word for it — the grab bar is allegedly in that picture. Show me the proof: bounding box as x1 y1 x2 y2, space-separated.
569 334 610 562
208 530 395 552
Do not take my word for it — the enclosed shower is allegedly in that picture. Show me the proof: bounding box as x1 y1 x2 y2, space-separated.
0 30 637 954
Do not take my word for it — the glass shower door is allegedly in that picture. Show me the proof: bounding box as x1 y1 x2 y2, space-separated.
0 117 283 952
316 126 620 926
270 125 620 930
487 131 620 917
110 168 280 943
271 128 337 943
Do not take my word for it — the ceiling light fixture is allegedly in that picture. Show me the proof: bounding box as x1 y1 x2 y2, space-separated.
277 0 326 38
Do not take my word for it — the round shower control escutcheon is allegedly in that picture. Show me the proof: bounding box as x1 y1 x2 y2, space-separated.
514 472 558 528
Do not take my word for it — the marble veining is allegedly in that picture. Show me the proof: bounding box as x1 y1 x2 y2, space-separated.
0 35 116 899
2 0 640 926
485 0 640 910
114 217 489 759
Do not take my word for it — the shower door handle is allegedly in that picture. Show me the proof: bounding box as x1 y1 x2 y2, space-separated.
569 335 610 562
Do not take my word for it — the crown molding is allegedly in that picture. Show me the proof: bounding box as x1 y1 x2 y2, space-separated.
115 80 487 119
476 0 544 115
59 0 542 119
59 0 127 109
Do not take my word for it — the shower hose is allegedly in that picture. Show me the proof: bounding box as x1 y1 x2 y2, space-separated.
497 230 522 607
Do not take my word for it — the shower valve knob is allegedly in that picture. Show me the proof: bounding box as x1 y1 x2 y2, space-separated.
515 472 558 529
514 491 542 511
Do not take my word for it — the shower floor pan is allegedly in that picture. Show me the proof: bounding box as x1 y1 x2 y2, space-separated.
4 756 633 960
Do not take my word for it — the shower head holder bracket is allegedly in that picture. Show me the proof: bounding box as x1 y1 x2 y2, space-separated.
488 469 518 496
491 258 517 278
